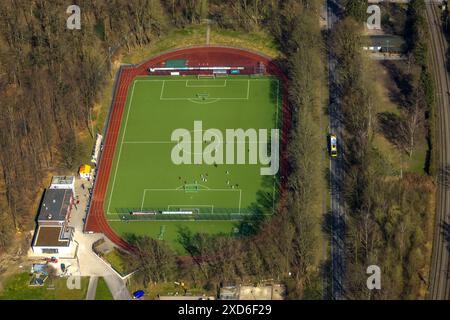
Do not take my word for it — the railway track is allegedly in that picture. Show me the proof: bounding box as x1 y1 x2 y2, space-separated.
425 3 450 300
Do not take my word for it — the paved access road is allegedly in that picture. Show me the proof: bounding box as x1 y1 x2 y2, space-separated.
70 178 132 300
326 0 346 300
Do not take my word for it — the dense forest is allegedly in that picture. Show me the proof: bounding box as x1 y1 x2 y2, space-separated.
0 0 436 300
337 0 435 299
0 0 281 245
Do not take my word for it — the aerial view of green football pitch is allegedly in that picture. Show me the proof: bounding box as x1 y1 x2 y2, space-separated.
105 75 282 253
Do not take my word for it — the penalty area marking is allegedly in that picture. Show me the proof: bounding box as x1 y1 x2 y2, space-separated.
132 78 273 102
158 79 250 101
185 79 227 87
139 188 242 213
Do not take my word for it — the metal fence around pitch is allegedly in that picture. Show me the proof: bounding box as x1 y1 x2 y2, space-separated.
114 210 271 221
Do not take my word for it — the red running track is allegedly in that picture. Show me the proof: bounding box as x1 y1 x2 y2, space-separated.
85 46 291 251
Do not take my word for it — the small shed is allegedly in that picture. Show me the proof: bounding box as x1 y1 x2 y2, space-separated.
364 35 406 54
79 164 92 180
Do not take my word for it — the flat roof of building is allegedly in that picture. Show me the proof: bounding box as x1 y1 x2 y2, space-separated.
33 226 70 247
37 188 73 222
368 35 405 48
51 176 74 185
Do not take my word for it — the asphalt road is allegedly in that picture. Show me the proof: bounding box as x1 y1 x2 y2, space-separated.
326 0 346 300
425 3 450 300
70 178 131 300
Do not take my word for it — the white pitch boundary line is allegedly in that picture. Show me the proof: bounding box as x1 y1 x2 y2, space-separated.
168 204 215 214
140 189 148 211
238 189 242 214
247 80 250 100
160 80 166 100
185 79 227 87
107 81 137 215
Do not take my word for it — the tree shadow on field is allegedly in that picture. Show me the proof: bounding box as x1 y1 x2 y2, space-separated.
240 175 279 236
377 112 405 151
267 58 289 131
122 232 142 245
270 78 284 130
176 226 201 257
380 60 414 110
176 225 234 259
269 58 288 78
